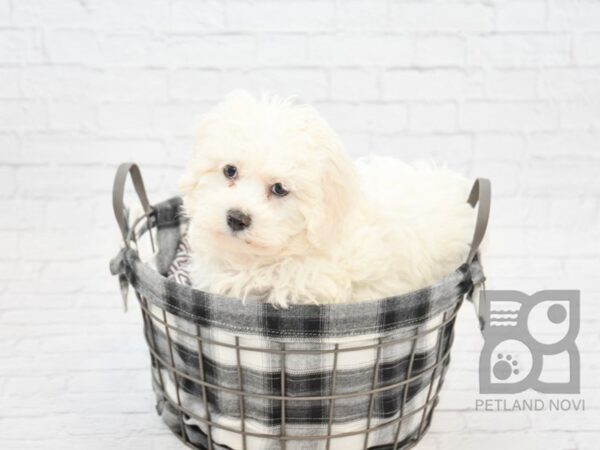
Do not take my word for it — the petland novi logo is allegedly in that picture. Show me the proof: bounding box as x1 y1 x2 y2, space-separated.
478 290 580 395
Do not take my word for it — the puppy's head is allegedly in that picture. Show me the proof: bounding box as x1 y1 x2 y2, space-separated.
180 91 358 261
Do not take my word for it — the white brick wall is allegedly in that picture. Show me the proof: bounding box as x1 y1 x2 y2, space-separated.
1 0 599 449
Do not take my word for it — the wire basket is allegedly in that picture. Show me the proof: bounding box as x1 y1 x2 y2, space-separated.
110 163 490 450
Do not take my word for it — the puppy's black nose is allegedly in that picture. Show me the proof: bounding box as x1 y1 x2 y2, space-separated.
227 209 252 232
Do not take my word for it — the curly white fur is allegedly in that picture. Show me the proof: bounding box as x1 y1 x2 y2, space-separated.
180 91 476 307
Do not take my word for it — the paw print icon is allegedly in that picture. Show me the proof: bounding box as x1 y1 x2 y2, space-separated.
493 353 520 380
479 290 580 394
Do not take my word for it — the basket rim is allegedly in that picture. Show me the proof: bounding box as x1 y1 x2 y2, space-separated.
123 242 475 310
111 197 484 339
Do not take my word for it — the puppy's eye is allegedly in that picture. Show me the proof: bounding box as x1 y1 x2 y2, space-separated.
223 164 238 180
270 183 289 197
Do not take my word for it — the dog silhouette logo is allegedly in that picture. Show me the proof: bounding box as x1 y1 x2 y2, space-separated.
479 290 580 394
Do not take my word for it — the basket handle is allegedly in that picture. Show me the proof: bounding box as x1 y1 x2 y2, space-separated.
112 162 153 244
466 178 491 264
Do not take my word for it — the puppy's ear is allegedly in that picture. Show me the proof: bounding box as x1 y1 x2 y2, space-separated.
303 117 360 249
178 167 203 218
179 131 215 218
180 99 227 217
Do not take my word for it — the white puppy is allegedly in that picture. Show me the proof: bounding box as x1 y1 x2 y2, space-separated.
180 92 476 307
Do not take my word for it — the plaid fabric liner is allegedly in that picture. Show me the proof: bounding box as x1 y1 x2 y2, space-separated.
110 197 485 450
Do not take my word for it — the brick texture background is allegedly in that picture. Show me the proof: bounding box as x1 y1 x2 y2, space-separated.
1 0 599 448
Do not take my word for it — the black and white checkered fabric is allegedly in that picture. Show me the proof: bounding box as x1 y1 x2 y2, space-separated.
110 197 485 450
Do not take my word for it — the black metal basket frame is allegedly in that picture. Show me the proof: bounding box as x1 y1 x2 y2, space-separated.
111 163 490 450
